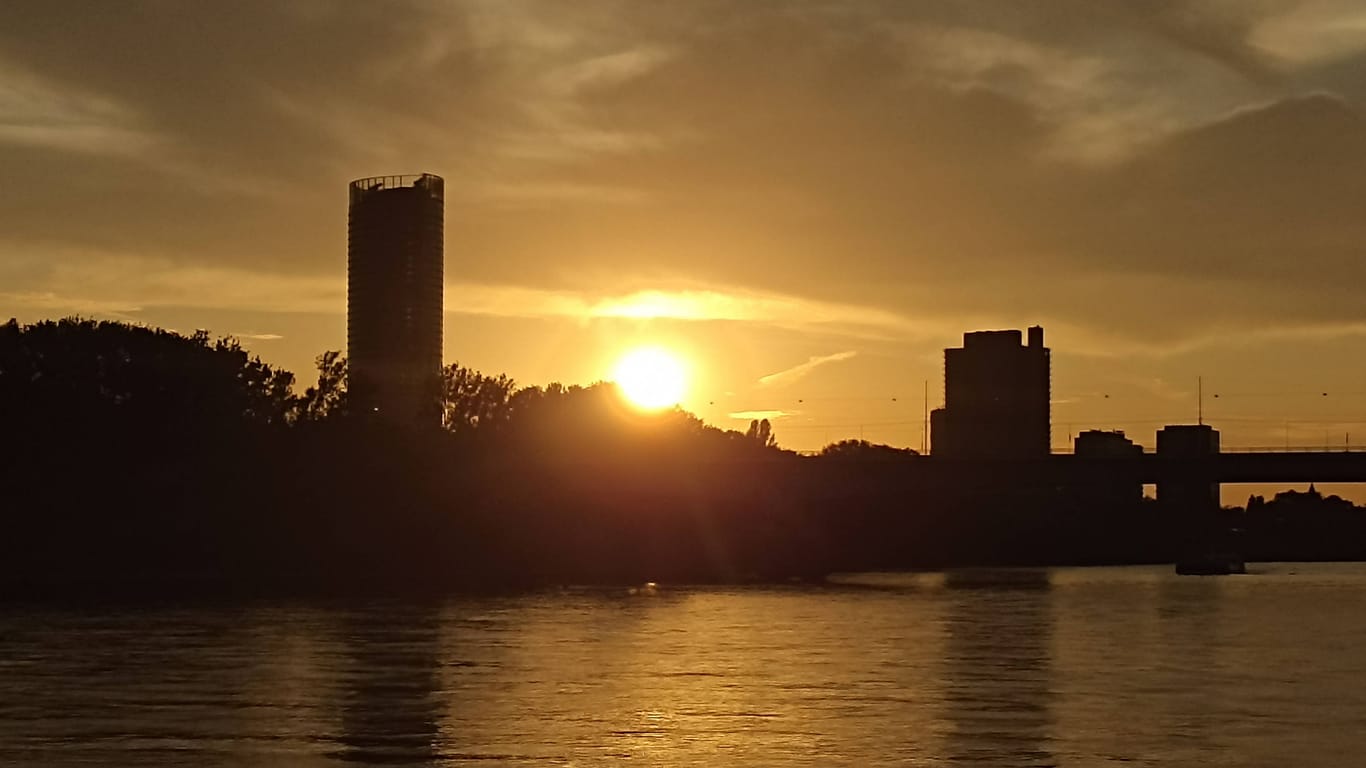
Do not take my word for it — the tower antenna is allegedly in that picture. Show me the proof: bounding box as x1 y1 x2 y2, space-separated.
1198 375 1203 426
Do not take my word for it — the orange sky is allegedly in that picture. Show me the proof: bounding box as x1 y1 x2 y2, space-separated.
4 1 1366 500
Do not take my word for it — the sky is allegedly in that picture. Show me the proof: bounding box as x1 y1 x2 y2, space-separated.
4 0 1366 480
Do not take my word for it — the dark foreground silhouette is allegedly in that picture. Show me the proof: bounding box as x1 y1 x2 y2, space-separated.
3 319 1365 597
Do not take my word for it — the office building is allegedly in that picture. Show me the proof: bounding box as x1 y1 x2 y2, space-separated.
347 173 444 425
1074 429 1141 458
930 326 1050 458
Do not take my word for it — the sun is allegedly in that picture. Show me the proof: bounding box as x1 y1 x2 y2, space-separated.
611 347 687 410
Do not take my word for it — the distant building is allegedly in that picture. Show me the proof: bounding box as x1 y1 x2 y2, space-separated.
930 326 1050 458
1073 430 1143 503
347 174 444 425
1074 429 1141 458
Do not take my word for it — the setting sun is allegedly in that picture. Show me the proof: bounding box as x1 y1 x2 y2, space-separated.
611 347 688 410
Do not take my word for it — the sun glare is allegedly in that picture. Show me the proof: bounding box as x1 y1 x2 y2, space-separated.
611 347 687 410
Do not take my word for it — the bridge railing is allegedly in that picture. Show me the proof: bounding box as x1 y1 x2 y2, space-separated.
1220 445 1365 453
1047 445 1366 455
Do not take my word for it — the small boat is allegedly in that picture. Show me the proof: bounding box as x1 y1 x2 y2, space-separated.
1175 552 1246 576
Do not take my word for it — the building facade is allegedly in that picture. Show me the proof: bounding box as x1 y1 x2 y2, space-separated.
1074 429 1141 458
930 326 1050 458
347 174 444 425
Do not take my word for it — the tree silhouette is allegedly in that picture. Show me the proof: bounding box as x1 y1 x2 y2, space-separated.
296 350 349 423
746 418 777 448
819 439 918 459
440 363 516 434
0 318 295 438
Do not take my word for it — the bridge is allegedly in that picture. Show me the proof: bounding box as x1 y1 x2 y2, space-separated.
1044 450 1366 485
902 448 1366 487
893 425 1366 519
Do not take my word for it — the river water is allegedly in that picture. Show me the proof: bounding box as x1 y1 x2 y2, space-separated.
3 564 1366 767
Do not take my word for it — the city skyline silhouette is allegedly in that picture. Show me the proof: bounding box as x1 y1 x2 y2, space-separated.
3 4 1366 480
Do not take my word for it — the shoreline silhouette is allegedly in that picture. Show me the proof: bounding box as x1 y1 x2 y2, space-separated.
4 317 1366 598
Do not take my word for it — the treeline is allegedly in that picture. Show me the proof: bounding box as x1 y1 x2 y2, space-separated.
0 317 780 448
0 319 799 593
1237 488 1366 562
3 318 1366 596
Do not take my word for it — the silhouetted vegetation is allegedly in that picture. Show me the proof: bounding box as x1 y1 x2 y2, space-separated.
0 317 296 435
297 349 348 423
819 439 919 459
1237 486 1366 561
4 318 1366 597
744 418 777 448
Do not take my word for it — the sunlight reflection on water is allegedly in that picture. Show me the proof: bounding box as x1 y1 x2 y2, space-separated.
3 564 1366 766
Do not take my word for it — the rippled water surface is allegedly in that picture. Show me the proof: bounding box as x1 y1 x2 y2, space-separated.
4 564 1366 766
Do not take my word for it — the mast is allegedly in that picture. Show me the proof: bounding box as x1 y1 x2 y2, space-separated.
1198 376 1203 426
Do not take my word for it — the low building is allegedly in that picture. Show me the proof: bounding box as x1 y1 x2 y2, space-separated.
1074 429 1142 458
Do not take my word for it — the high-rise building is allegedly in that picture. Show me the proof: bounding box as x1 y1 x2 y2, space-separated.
347 174 444 425
930 326 1050 458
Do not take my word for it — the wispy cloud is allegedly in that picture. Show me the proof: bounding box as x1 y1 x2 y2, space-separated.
727 410 793 421
0 291 143 317
234 332 284 341
450 284 913 335
1251 4 1366 64
0 252 342 316
758 351 858 388
0 65 159 158
0 253 913 340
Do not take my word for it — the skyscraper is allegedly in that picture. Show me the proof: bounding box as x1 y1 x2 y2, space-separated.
930 326 1050 458
347 174 444 425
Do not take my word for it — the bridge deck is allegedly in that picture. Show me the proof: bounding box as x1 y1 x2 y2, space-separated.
909 452 1366 485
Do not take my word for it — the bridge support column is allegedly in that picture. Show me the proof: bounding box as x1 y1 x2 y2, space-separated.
1156 425 1234 570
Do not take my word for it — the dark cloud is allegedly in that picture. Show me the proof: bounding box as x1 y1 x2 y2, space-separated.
0 0 502 269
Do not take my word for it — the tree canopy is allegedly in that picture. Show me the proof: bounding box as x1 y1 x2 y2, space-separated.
0 319 796 465
0 318 296 441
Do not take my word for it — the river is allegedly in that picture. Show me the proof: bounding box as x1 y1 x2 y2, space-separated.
3 563 1365 766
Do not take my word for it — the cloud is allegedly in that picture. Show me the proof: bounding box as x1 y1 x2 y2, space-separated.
758 351 859 388
727 410 793 421
0 63 159 157
450 284 914 336
0 251 342 316
0 291 143 320
0 253 915 340
1 1 1366 361
234 332 283 341
1251 2 1366 65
